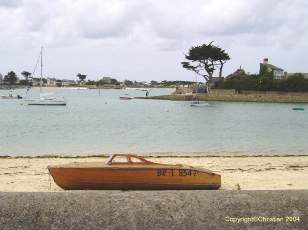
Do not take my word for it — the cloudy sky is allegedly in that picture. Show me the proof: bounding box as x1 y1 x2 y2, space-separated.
0 0 307 81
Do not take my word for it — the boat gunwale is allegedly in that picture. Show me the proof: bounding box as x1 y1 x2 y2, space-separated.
58 182 221 190
47 164 218 175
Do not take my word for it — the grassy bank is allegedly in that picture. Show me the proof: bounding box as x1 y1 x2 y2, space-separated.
136 90 308 103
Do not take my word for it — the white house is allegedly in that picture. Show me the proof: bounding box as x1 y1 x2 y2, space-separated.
62 79 76 86
31 78 41 86
260 58 286 80
46 78 57 86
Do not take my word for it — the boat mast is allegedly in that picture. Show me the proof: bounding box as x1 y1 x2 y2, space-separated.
40 46 43 94
195 74 199 103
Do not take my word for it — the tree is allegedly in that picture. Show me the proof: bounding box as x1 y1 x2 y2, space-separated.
150 80 158 85
86 80 96 85
21 71 32 85
259 64 273 79
76 73 87 83
181 42 230 85
216 47 231 78
4 71 18 85
124 80 134 86
110 78 119 85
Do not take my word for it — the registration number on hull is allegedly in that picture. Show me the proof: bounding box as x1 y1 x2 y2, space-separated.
156 169 198 177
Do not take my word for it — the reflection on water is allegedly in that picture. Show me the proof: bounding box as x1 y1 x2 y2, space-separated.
0 87 307 156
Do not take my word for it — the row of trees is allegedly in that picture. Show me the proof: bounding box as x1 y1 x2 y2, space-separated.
218 71 308 92
2 71 88 86
1 71 32 85
76 73 195 87
84 79 193 87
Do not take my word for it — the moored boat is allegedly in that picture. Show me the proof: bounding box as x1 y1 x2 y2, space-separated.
1 95 22 99
292 107 305 111
25 98 67 106
48 154 221 190
120 96 133 100
190 102 209 107
25 47 67 106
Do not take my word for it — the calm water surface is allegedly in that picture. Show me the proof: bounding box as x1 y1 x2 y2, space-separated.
0 88 308 156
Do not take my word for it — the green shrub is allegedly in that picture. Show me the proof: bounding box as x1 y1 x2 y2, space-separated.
219 73 308 92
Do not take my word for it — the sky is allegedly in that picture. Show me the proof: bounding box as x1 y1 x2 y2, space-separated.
0 0 307 82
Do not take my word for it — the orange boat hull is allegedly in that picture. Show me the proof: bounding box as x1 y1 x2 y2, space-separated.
48 167 221 190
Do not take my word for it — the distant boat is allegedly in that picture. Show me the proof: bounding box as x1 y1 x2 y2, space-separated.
1 94 22 100
120 96 133 100
292 107 305 111
48 154 221 190
26 47 66 106
76 87 88 90
190 102 209 107
26 98 66 106
1 89 23 100
135 88 149 91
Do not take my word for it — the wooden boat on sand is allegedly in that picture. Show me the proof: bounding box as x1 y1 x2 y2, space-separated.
48 154 221 190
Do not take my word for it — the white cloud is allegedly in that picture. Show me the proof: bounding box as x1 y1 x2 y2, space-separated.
0 0 21 8
0 0 307 80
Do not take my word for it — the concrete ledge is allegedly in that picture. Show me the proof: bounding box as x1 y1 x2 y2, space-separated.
1 191 308 229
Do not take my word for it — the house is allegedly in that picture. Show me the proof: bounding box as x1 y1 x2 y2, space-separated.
61 79 76 86
46 78 57 86
225 68 246 80
260 58 286 80
31 78 42 86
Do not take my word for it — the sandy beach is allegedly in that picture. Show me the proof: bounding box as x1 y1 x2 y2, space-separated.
1 156 308 191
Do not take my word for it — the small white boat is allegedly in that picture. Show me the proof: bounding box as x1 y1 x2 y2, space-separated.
135 88 150 91
190 102 209 107
1 95 22 100
120 96 133 100
25 97 66 106
1 90 23 100
25 47 67 106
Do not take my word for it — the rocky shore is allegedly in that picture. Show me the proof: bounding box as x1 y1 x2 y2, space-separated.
136 89 308 103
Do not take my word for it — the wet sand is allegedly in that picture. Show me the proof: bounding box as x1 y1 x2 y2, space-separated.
0 156 308 191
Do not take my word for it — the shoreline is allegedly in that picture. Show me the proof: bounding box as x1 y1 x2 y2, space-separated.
1 153 308 158
135 90 308 103
1 155 308 191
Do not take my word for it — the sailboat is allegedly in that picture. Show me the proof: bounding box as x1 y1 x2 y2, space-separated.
190 76 208 107
25 47 67 106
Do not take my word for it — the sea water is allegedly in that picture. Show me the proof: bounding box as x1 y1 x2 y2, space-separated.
0 87 307 156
